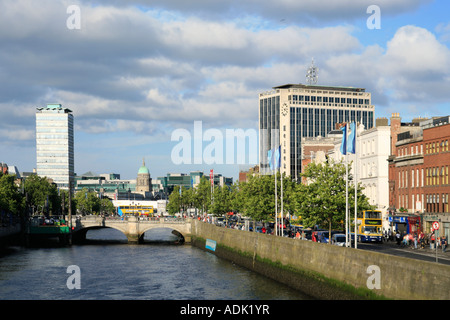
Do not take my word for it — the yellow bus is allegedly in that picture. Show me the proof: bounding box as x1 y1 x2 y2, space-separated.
351 210 383 243
118 205 154 217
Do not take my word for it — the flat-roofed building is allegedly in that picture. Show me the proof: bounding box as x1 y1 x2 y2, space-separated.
36 104 74 190
259 83 375 180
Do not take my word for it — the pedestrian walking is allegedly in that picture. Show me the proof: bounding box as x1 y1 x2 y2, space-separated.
430 232 435 249
441 236 447 253
414 233 418 249
396 231 401 245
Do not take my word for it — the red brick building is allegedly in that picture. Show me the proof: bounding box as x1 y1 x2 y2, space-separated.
388 115 450 236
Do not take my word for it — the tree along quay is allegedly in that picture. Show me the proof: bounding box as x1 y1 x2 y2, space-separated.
191 219 450 300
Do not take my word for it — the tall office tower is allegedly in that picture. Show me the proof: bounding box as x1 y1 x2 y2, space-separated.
36 104 74 190
259 84 375 180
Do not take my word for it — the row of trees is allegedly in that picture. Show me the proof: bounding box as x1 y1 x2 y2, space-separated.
0 172 115 218
167 159 373 231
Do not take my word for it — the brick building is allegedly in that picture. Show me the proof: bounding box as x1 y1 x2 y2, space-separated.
388 115 450 237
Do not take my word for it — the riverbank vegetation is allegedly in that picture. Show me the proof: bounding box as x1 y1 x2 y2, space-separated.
167 159 373 231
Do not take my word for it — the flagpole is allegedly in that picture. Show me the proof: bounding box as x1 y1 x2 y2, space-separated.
340 123 349 247
275 165 278 236
346 150 349 247
281 166 284 237
354 123 358 249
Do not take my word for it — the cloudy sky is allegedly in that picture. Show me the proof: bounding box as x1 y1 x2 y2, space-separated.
1 0 450 181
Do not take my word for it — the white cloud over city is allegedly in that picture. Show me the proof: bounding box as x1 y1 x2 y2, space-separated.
0 0 449 179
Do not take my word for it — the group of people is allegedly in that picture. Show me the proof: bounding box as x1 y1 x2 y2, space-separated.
385 228 447 252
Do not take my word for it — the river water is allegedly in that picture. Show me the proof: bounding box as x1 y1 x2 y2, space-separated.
0 228 310 300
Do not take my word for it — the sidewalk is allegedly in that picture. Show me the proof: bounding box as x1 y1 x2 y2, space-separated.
382 239 450 258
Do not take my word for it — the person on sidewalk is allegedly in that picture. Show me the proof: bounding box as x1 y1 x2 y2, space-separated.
413 233 418 249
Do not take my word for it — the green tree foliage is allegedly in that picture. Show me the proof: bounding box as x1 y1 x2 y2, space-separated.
0 173 25 215
299 159 372 238
24 175 60 215
238 174 275 222
163 161 372 232
100 197 116 215
167 186 182 215
210 185 232 216
74 188 101 215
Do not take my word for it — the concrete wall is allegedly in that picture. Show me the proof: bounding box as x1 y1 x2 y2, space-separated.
191 220 450 300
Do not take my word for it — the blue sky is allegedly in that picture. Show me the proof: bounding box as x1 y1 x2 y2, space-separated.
0 0 449 181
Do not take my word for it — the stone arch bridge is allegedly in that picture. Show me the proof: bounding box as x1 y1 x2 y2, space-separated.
71 216 192 244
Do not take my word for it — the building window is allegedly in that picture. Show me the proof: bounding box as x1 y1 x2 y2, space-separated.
416 169 419 188
421 168 424 187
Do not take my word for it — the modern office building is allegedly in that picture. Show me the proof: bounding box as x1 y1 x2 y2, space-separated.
259 83 375 180
36 104 74 190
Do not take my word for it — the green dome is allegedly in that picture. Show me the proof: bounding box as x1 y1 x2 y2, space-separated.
138 159 150 175
138 166 150 174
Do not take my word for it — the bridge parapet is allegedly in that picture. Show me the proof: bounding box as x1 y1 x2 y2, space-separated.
71 216 192 244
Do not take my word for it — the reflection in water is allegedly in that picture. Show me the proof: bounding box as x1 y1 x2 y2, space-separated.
0 228 310 300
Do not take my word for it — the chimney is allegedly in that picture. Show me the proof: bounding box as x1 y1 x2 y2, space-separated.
390 113 401 156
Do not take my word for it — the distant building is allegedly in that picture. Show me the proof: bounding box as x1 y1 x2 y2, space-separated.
239 165 259 183
36 104 74 190
153 171 233 198
1 162 9 175
135 159 152 198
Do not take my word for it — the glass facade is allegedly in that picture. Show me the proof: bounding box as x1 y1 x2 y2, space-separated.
259 95 280 173
36 104 74 190
259 84 375 179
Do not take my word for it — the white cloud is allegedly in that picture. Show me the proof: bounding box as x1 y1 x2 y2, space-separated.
0 0 448 148
380 25 450 103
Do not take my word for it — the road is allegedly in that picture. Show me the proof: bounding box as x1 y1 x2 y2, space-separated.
357 241 450 266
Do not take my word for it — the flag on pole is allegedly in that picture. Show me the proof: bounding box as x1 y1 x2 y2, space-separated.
340 124 347 155
347 122 356 154
267 149 273 171
274 145 281 169
267 146 281 170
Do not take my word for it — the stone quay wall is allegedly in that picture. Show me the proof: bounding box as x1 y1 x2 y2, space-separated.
191 219 450 300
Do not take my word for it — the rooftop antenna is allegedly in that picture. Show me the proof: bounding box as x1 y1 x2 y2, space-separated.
306 58 318 85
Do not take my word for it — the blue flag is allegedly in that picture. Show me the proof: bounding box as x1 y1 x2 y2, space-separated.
347 122 356 154
340 124 347 155
267 149 273 170
274 145 281 169
267 146 281 170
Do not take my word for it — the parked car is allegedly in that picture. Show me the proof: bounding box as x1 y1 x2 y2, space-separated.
332 234 346 246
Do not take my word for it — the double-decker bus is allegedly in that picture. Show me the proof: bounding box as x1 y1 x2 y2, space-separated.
117 205 154 217
351 210 383 243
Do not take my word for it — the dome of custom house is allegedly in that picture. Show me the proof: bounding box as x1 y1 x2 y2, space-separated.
138 159 150 174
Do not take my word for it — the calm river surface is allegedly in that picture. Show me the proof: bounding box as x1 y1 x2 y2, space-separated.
0 228 310 300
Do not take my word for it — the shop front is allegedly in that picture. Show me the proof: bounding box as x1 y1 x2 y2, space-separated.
388 215 422 234
423 214 450 238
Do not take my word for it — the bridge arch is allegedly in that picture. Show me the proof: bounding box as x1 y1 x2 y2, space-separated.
71 225 129 243
139 224 188 244
71 216 192 244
